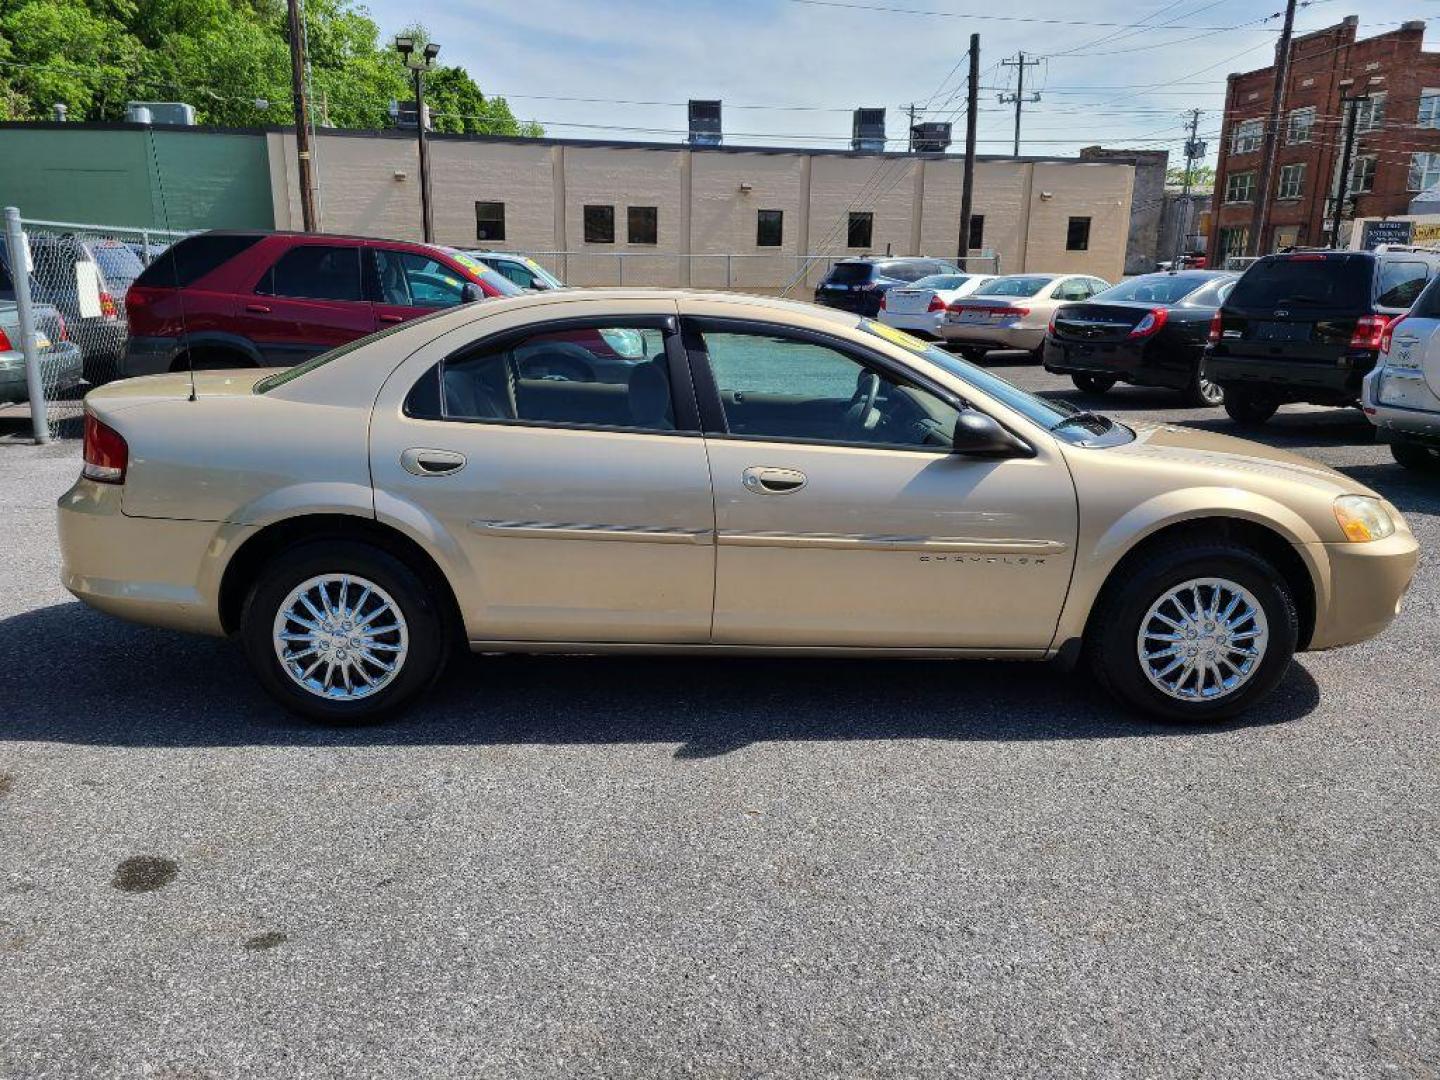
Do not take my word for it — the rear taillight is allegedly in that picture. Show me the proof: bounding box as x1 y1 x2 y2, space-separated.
927 296 945 312
82 413 128 484
1047 310 1059 335
0 327 11 351
1351 314 1392 351
1128 307 1169 339
1380 315 1405 354
878 292 887 310
1208 309 1223 344
99 291 118 319
57 315 68 342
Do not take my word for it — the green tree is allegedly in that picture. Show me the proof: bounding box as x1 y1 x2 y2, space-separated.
1167 164 1215 192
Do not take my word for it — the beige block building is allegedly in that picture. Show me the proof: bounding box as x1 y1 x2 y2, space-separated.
268 130 1136 290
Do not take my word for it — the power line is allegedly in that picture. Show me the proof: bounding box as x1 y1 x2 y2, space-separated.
783 0 1286 32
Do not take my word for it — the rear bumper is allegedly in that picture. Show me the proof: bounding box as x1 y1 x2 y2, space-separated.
120 335 177 379
941 322 1044 351
1043 338 1193 389
1204 350 1372 403
1306 529 1419 651
0 343 83 403
1362 367 1440 443
57 478 235 636
878 310 945 337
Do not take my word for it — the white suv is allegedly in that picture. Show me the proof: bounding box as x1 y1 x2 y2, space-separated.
1363 277 1440 470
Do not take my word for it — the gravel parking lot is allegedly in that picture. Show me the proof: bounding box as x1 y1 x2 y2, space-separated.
1 360 1437 1079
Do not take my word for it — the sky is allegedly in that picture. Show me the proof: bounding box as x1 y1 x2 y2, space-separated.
359 0 1435 169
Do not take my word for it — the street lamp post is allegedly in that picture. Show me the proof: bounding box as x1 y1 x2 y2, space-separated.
395 36 440 243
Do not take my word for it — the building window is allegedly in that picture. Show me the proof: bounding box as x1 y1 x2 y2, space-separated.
1354 94 1385 134
755 209 784 247
1277 163 1305 200
1419 89 1440 129
583 204 615 244
1408 152 1440 193
1225 171 1256 204
1231 119 1262 155
967 214 985 251
847 211 873 249
1286 106 1315 144
627 206 658 245
1065 216 1091 252
1351 156 1376 194
474 202 505 243
1219 227 1250 261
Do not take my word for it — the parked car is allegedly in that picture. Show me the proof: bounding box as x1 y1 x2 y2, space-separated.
1157 252 1208 272
1205 248 1440 426
877 272 995 338
0 300 82 403
814 257 961 317
942 273 1111 360
0 234 139 384
1362 273 1440 470
1042 271 1238 405
60 290 1416 726
464 250 565 291
125 240 174 268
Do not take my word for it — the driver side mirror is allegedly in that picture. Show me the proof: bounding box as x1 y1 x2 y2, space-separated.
952 409 1030 458
461 282 485 304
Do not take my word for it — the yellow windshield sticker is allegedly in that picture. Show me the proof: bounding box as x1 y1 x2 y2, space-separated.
862 320 929 353
452 253 488 276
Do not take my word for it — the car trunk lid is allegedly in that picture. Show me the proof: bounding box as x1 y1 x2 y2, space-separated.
1051 302 1150 343
885 288 941 315
85 370 274 414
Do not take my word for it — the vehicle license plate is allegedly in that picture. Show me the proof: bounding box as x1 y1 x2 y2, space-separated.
1254 321 1309 343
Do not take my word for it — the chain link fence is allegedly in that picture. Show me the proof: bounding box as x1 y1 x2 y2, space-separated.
3 210 191 440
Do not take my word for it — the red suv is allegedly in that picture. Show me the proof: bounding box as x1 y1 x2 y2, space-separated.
122 231 522 377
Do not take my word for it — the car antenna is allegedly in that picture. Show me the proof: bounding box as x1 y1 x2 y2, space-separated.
145 131 196 401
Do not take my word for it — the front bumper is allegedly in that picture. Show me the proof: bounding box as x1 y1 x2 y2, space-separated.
940 321 1044 351
57 478 238 636
1305 524 1419 651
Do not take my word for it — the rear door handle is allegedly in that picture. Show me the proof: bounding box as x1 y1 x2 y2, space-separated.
742 466 807 495
400 448 467 477
378 313 405 323
245 303 271 314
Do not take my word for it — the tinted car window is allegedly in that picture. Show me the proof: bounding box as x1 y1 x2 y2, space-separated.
376 249 468 308
1095 273 1217 305
495 260 537 289
974 276 1053 298
1228 256 1373 312
1376 260 1430 309
260 245 364 301
826 263 874 285
1179 278 1237 307
434 325 674 431
1409 275 1440 318
134 234 263 289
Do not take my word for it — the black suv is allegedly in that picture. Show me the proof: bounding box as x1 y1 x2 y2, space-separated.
1204 248 1440 425
814 257 960 317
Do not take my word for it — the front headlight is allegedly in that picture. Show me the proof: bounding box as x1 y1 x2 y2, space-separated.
1333 495 1396 543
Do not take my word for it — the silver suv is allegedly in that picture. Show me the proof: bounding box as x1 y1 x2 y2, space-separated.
1363 272 1440 470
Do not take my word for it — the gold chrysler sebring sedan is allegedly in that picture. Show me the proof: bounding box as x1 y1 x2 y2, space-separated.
59 290 1417 724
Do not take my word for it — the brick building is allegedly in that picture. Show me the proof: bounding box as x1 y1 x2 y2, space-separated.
1210 15 1440 261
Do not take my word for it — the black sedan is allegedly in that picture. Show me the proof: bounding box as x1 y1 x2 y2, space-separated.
1042 271 1237 406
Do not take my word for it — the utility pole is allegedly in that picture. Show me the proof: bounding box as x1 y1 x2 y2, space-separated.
1329 92 1366 249
1173 108 1205 265
285 0 318 232
998 52 1041 158
1248 0 1297 256
907 103 917 152
958 34 980 269
395 36 440 243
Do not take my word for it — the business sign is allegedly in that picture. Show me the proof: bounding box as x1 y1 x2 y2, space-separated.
1361 219 1414 249
1412 222 1440 246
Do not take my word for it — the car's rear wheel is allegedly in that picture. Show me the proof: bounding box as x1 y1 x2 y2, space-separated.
1087 540 1298 722
1071 373 1116 395
958 346 988 362
1182 371 1225 407
240 541 449 724
1391 439 1440 471
1222 389 1278 426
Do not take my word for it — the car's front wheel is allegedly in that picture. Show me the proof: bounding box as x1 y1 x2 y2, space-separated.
240 541 450 724
1071 373 1116 395
1087 540 1298 722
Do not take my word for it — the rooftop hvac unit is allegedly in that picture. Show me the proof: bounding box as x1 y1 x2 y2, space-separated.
910 121 952 153
689 100 722 146
124 102 196 126
852 108 886 153
390 99 432 131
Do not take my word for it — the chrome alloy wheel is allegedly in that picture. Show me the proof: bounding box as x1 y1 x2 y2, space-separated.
1197 376 1223 405
1136 577 1269 702
272 574 409 701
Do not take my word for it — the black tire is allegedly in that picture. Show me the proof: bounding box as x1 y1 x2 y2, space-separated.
1181 370 1226 408
958 346 988 362
1086 540 1299 722
1223 389 1278 426
1071 373 1116 395
1391 439 1440 471
240 541 450 724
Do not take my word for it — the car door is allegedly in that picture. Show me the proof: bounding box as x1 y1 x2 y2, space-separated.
369 303 716 644
680 310 1077 649
243 242 373 365
370 246 475 327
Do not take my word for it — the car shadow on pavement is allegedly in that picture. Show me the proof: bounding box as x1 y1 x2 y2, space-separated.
0 601 1321 754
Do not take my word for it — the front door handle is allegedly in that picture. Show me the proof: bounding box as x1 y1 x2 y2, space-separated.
378 313 405 323
245 303 271 314
400 447 467 477
743 466 807 495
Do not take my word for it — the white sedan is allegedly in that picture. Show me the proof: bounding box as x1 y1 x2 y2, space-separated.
878 273 995 339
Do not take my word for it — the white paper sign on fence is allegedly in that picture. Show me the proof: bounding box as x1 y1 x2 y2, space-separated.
75 260 103 319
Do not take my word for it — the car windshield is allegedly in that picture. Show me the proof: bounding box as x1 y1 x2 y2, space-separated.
913 274 970 290
858 320 1129 443
973 276 1053 298
1092 274 1215 305
826 263 874 285
1228 256 1372 311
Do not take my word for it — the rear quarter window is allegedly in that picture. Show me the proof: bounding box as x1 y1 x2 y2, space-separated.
1376 260 1431 309
134 234 263 289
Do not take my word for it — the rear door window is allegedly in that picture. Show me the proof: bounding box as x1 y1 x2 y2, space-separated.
1227 256 1373 313
258 245 365 301
1376 260 1431 309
